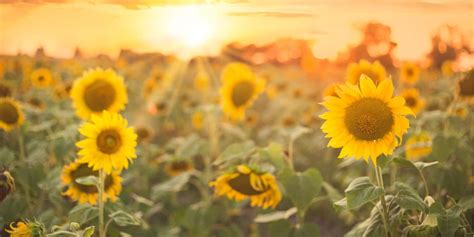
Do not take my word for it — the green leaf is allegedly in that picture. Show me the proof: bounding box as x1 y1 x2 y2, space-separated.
293 223 320 237
414 161 439 171
289 126 312 142
268 220 292 237
68 204 98 224
254 207 297 223
281 168 323 211
458 195 474 211
75 175 98 186
213 141 255 166
109 210 142 227
81 226 95 237
259 143 287 172
394 182 427 212
333 198 347 211
344 177 383 210
437 213 460 237
376 155 394 169
429 135 458 161
151 173 191 200
0 147 15 164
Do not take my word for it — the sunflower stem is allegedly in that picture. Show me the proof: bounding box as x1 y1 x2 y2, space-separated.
375 165 390 237
417 168 429 198
98 169 105 237
17 129 25 161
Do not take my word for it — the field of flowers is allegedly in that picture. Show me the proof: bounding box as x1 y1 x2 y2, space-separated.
0 41 473 237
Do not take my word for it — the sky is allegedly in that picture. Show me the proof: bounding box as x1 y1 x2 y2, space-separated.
0 0 472 59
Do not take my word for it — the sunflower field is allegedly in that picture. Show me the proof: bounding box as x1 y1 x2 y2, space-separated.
0 27 474 237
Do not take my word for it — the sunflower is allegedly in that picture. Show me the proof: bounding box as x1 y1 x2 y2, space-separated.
28 97 45 110
405 133 432 161
30 68 53 88
400 88 425 114
61 161 122 204
209 165 281 209
147 101 168 116
451 106 468 119
0 170 15 202
346 60 386 85
400 62 421 84
192 111 204 130
323 84 338 98
194 70 211 91
220 63 265 121
4 220 44 237
70 68 128 120
441 60 454 76
0 98 25 132
320 75 414 164
76 111 137 174
135 126 154 144
457 70 474 103
164 160 193 177
0 82 12 97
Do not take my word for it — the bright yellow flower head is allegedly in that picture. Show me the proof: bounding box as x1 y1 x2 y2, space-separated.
320 75 414 164
164 160 194 177
76 111 137 174
70 68 128 120
405 133 432 161
192 111 204 130
323 84 338 98
220 63 265 121
0 97 25 132
346 60 386 85
6 221 32 237
61 161 122 204
30 67 53 88
400 62 421 84
400 88 425 115
210 165 282 209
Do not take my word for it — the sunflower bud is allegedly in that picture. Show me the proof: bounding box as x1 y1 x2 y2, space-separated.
0 170 15 202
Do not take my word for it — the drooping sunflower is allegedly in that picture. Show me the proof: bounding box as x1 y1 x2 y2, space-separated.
61 161 122 204
400 88 425 114
220 63 265 121
209 165 282 209
0 170 15 202
164 160 193 177
0 98 25 132
346 60 386 85
456 70 474 103
70 68 128 120
30 67 53 88
3 220 45 237
400 62 421 84
76 111 137 174
0 82 12 97
405 133 432 161
320 75 414 164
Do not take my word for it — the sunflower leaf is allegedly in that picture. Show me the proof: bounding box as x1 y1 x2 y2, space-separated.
345 177 383 210
75 175 98 186
281 168 323 212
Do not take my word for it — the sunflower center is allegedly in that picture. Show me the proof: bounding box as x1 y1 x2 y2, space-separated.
459 72 474 96
71 164 113 194
96 129 122 154
83 79 116 112
406 68 414 77
170 161 191 171
0 84 12 97
231 81 255 107
344 98 394 141
404 96 417 107
38 76 45 82
0 102 19 125
227 173 266 196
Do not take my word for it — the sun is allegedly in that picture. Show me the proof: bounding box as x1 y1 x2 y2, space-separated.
165 5 214 49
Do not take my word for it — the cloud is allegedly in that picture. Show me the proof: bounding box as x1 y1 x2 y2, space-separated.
226 11 316 18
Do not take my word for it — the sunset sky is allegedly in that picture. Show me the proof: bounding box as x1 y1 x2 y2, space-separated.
0 0 472 59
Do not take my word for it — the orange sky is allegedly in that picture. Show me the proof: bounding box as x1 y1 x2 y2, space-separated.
0 0 472 59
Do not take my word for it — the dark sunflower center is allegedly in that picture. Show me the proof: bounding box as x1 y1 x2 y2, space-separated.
459 72 474 96
156 102 167 111
0 102 19 125
38 76 45 82
136 128 150 141
231 81 255 107
227 173 267 196
0 84 12 97
29 98 42 107
404 96 417 107
170 161 191 171
96 129 122 154
83 79 116 112
71 164 113 194
344 98 394 141
406 68 414 77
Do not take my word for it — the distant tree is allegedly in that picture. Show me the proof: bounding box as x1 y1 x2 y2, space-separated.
338 22 397 69
427 25 472 69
